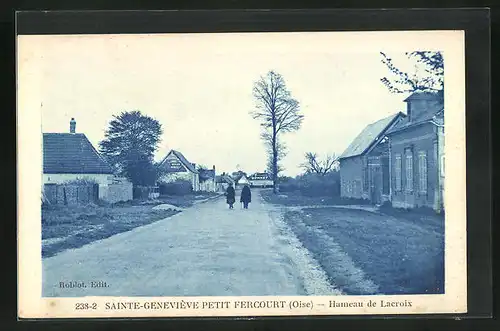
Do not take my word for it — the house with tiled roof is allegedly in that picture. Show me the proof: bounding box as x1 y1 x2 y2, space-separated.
339 112 404 204
156 149 200 191
42 118 115 199
386 91 445 212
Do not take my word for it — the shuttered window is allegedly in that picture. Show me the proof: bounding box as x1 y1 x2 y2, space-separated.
394 154 402 191
405 149 413 192
418 151 428 194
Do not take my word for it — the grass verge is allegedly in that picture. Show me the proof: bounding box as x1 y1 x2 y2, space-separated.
261 189 370 207
282 207 444 295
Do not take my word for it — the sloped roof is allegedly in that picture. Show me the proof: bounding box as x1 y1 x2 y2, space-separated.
386 106 443 134
43 133 114 174
339 113 403 160
159 150 198 173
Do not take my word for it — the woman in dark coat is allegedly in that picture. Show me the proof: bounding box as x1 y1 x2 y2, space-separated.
225 184 236 209
240 184 252 209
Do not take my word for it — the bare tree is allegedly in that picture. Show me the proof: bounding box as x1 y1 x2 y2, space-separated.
251 70 304 193
301 152 338 176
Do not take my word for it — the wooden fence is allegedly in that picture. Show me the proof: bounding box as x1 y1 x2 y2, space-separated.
43 183 99 205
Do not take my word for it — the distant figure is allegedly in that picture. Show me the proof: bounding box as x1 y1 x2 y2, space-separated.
240 184 252 209
225 184 236 209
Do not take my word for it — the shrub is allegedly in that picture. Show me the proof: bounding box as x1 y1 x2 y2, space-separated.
159 180 193 196
279 171 340 197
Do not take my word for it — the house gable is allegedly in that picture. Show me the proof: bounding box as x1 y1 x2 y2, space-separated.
158 150 198 174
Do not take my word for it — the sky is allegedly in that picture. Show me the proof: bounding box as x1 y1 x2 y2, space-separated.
21 32 417 177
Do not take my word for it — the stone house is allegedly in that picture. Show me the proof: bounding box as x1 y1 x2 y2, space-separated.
386 91 445 212
156 149 200 191
42 118 115 200
339 112 404 204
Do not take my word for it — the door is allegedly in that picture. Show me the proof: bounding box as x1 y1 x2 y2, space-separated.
369 164 383 204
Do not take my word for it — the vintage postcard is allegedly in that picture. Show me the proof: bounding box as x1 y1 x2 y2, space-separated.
17 30 466 318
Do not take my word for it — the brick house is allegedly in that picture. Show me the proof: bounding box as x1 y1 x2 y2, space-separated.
386 91 445 212
42 118 115 200
339 112 404 204
156 150 200 191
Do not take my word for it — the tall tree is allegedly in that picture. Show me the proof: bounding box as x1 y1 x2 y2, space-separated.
251 70 304 193
262 132 286 179
99 110 163 186
301 152 338 176
380 51 444 95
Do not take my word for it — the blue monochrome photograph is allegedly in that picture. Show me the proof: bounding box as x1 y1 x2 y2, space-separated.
31 34 447 299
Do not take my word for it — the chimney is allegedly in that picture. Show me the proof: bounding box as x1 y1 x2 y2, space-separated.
213 165 216 171
404 92 444 122
70 118 76 133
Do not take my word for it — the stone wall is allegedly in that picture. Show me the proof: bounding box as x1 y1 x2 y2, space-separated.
101 182 133 203
340 156 364 199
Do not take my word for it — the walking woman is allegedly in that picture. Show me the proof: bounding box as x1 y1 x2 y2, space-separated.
240 184 252 209
225 183 236 209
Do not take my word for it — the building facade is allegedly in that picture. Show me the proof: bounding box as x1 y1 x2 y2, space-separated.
339 113 403 204
156 150 200 191
248 173 273 188
386 92 444 212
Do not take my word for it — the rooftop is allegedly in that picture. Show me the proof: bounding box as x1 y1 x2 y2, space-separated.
43 133 114 174
339 113 403 159
158 150 198 173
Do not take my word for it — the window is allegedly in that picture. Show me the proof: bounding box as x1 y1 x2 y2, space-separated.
418 151 428 194
405 149 413 192
394 154 402 191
